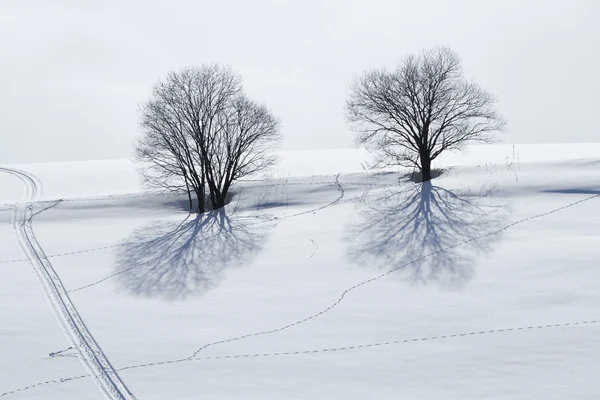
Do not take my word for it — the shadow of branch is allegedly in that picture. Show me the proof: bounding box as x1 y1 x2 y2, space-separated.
347 180 509 288
114 209 269 300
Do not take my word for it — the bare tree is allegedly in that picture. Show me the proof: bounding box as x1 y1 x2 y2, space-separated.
346 47 506 182
136 74 208 212
135 65 281 212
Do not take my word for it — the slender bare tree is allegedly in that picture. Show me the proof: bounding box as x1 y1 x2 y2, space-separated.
136 73 208 212
135 64 281 212
346 47 506 182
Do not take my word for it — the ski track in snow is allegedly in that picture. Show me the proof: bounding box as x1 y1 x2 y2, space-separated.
0 167 135 400
2 176 599 397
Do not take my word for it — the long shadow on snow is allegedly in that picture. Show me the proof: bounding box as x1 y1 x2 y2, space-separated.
347 180 509 288
543 188 600 195
114 208 268 300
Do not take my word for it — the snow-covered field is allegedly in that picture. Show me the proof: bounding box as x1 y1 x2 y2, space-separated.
1 144 599 399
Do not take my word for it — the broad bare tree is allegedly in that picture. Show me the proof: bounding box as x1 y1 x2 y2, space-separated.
136 65 281 212
346 47 506 182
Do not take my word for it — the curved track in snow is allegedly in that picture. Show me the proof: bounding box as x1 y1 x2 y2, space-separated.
0 167 135 400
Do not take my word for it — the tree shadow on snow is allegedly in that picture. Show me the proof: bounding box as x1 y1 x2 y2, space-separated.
346 180 509 289
114 208 269 300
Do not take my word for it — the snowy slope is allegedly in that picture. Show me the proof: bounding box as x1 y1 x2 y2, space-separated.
1 144 599 399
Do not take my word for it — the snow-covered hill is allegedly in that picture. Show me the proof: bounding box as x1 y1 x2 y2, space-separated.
1 144 599 399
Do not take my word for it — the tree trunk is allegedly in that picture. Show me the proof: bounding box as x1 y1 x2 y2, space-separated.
216 181 232 209
209 191 218 210
194 189 204 213
182 171 193 211
187 190 193 211
420 151 432 182
197 185 205 214
199 165 206 213
198 191 205 213
213 193 226 209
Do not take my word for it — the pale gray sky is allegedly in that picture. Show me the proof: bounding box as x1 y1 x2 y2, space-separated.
1 0 598 164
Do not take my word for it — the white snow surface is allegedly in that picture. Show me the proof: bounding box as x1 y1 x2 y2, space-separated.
1 143 600 399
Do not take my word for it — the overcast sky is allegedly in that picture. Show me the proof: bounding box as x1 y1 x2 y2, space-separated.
1 0 598 164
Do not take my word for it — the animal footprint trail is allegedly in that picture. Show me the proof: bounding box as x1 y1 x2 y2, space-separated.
49 346 76 358
3 317 598 398
309 239 319 259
